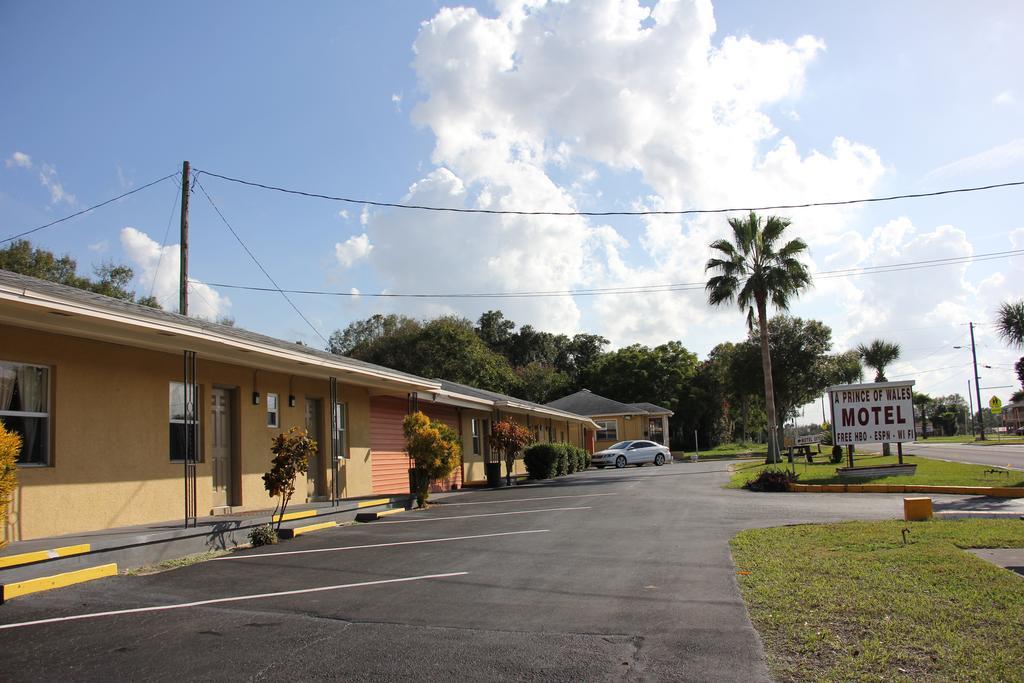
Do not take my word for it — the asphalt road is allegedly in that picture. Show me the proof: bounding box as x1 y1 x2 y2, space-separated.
904 441 1024 471
0 462 964 682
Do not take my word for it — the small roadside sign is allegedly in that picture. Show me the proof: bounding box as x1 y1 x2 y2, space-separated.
989 396 1002 414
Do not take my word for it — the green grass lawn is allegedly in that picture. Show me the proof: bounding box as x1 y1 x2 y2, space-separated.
727 454 1024 489
917 434 1024 445
673 442 766 460
731 520 1024 682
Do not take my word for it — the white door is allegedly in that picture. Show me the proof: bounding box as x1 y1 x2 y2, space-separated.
211 388 232 507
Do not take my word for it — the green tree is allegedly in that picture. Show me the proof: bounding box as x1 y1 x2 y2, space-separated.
856 339 901 382
555 333 609 390
515 362 571 404
329 315 517 394
931 394 968 436
488 418 534 487
262 427 315 532
913 392 935 439
0 239 159 307
403 411 461 507
995 300 1024 348
704 213 812 462
328 313 419 357
506 324 564 367
475 310 516 356
826 350 864 385
586 341 699 412
732 316 834 449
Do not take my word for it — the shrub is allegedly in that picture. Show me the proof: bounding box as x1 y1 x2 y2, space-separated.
263 427 316 531
0 422 21 549
572 446 590 471
248 523 278 547
404 411 461 507
743 468 798 492
564 443 577 474
523 443 559 480
554 444 569 476
830 445 844 464
489 419 533 487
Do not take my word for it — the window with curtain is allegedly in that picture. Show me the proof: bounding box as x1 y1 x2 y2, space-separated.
471 418 480 455
0 361 50 465
169 381 200 462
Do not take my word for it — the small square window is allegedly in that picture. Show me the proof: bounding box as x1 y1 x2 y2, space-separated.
267 393 279 428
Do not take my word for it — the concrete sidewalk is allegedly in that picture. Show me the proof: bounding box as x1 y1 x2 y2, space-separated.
0 495 410 584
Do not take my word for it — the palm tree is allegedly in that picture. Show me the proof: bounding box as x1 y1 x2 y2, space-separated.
856 340 901 382
996 300 1024 349
705 212 811 463
858 339 901 454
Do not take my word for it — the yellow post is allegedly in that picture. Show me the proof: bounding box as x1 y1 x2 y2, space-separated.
903 497 933 521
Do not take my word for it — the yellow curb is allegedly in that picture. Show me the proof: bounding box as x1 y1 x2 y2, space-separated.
271 509 317 523
355 507 409 522
374 508 407 517
1 563 118 603
0 543 91 570
787 483 1024 497
357 498 392 509
279 521 337 539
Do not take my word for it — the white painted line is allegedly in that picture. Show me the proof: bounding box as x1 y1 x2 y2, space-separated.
379 506 591 523
217 529 550 560
0 572 468 631
437 493 617 507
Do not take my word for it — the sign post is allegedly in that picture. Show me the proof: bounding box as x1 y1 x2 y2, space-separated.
828 380 916 466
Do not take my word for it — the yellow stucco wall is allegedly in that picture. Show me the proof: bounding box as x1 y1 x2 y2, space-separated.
1 324 377 542
593 414 653 451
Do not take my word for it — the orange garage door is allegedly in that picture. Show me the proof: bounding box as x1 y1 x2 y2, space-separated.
370 397 464 494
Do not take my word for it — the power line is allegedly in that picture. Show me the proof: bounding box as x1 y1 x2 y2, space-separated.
193 247 1024 300
196 168 1024 217
194 179 329 345
149 175 182 302
2 172 180 244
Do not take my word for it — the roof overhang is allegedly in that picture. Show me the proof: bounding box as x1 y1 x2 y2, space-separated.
0 281 439 393
495 400 601 429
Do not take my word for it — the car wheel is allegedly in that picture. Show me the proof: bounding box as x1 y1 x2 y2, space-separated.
615 455 626 469
654 453 665 466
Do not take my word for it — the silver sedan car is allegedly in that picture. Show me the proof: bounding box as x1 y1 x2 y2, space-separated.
591 440 671 468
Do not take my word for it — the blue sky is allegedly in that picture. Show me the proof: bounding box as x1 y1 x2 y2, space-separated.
2 1 1022 415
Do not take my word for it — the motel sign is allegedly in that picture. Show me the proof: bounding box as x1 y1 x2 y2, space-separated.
827 380 916 446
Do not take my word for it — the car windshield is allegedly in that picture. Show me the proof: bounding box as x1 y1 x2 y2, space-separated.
608 441 633 450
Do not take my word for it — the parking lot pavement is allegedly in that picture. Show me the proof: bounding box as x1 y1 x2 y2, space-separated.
0 462 957 681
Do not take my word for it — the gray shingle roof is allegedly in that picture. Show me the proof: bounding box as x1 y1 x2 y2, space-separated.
627 402 673 416
545 390 638 416
0 268 433 386
436 379 587 420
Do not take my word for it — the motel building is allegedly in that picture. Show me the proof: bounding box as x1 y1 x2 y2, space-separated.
0 269 598 543
545 389 673 454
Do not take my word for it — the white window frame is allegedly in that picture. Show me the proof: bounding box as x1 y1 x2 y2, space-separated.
267 393 280 428
471 418 480 455
169 381 201 463
0 361 51 467
595 419 618 441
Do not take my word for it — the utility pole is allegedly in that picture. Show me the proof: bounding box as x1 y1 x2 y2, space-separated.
967 380 975 437
969 321 984 441
179 160 190 316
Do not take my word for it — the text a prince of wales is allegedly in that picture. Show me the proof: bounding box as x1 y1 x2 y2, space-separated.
833 384 915 445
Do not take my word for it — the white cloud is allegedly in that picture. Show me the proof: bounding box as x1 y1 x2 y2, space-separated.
5 151 32 169
38 163 76 205
924 138 1024 182
334 233 374 267
87 240 108 253
119 227 231 320
391 92 403 111
359 0 884 346
993 90 1014 105
337 209 349 220
359 205 370 226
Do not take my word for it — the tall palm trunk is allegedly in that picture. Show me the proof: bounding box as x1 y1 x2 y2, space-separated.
756 296 779 463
